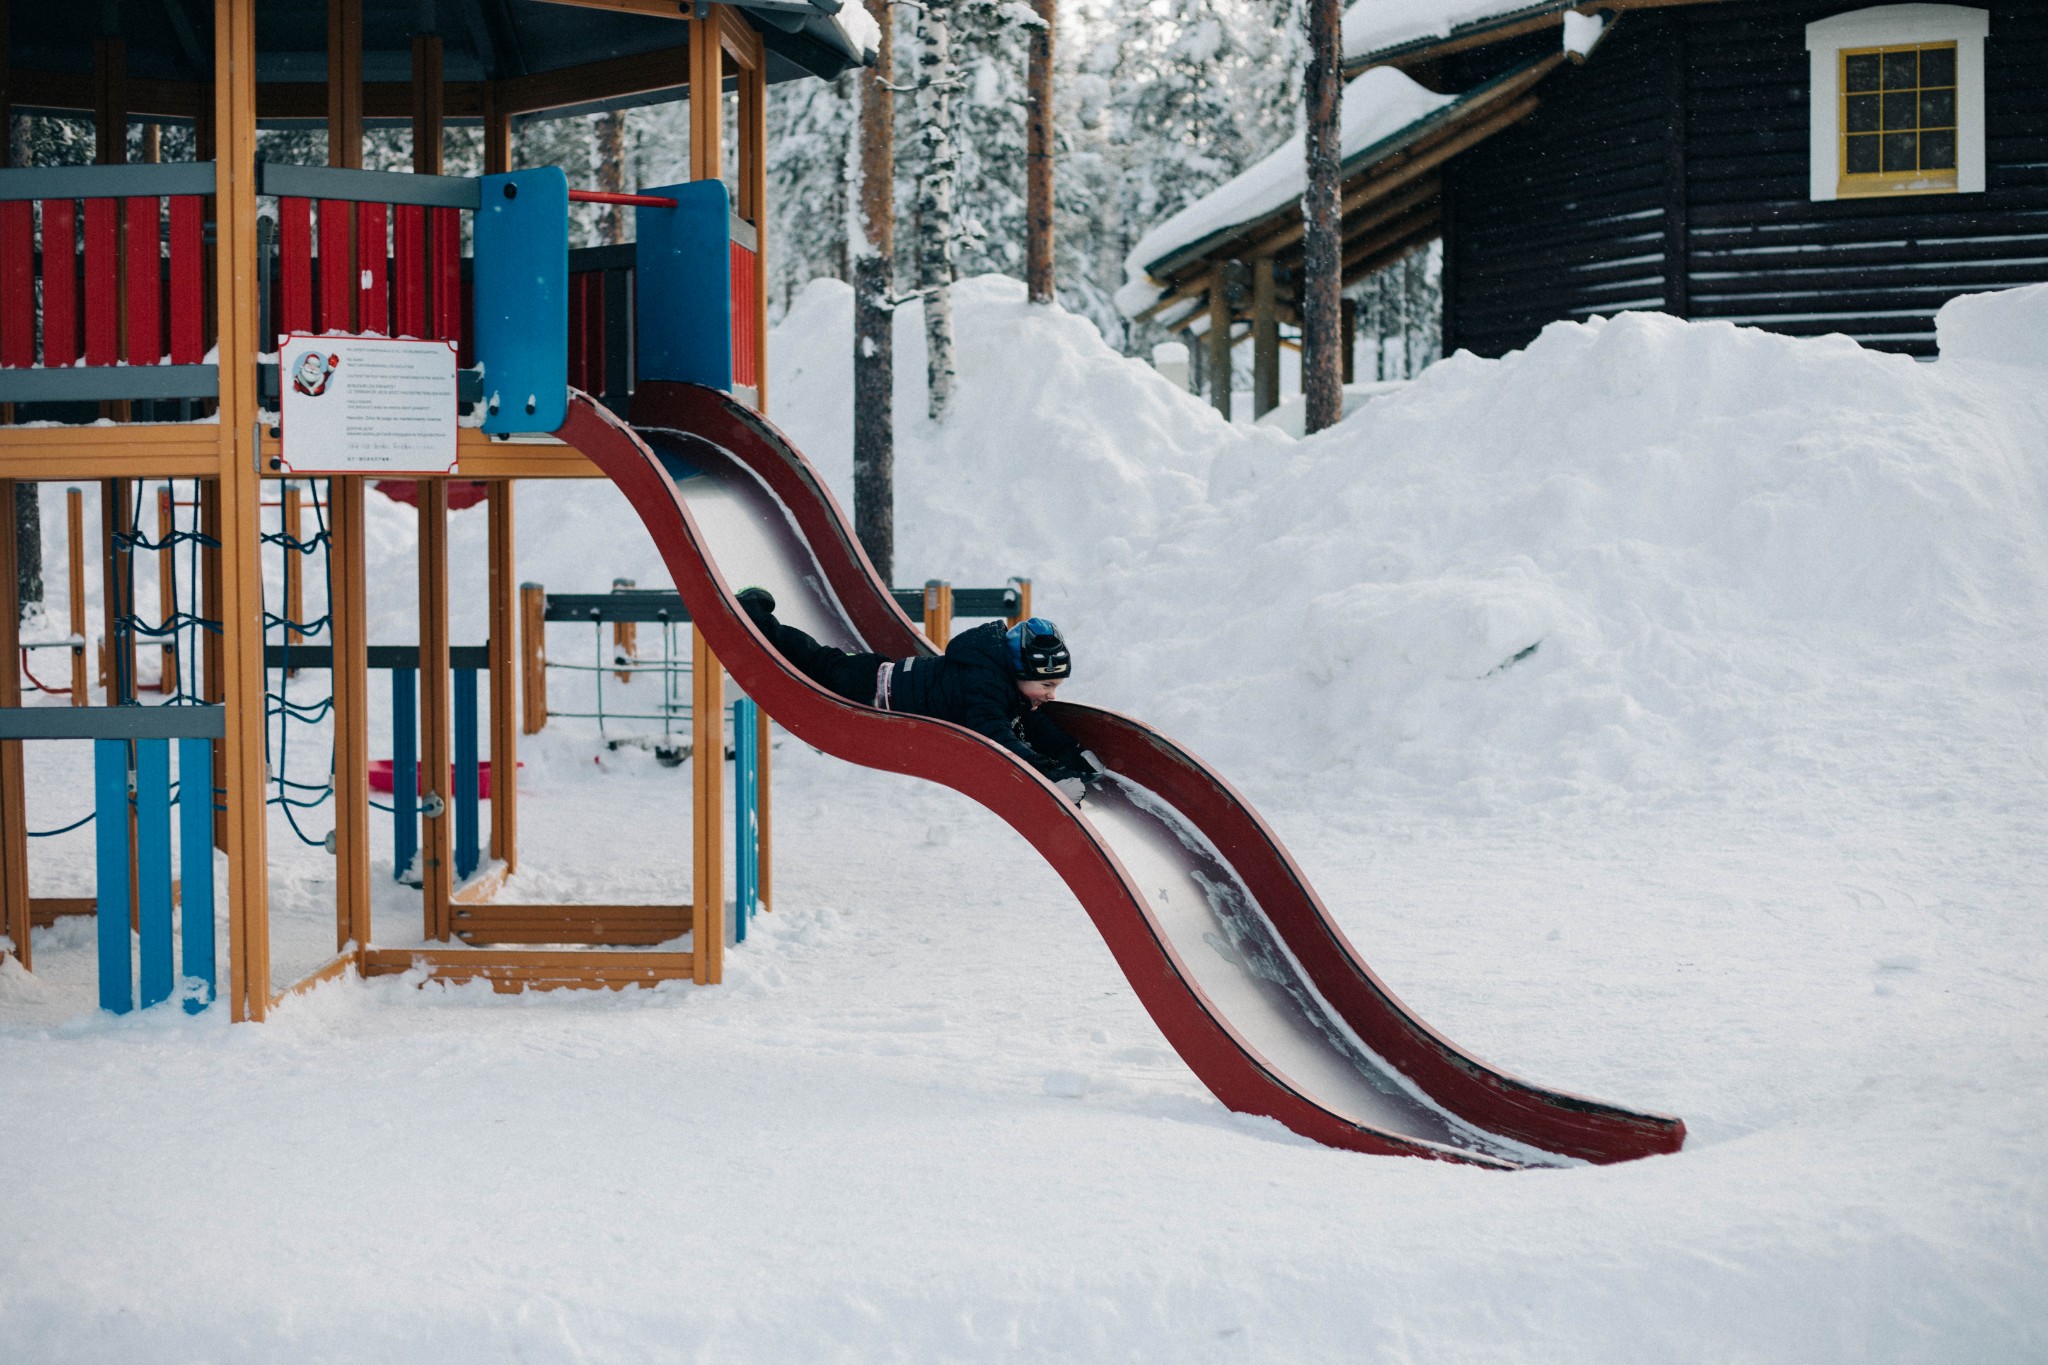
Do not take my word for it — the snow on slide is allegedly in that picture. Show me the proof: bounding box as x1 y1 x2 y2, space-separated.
556 382 1685 1168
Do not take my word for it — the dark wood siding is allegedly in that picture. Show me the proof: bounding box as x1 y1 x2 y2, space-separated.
1443 2 2048 359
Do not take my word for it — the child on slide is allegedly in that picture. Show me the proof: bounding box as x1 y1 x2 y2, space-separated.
737 588 1104 798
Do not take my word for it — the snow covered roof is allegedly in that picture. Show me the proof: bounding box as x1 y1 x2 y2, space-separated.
1117 58 1558 320
1340 0 1716 69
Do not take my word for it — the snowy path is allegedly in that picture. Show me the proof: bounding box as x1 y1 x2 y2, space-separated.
2 738 2041 1361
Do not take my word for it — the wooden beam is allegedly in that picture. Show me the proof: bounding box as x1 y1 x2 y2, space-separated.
10 68 206 119
0 425 223 479
689 11 723 186
327 0 363 170
214 0 269 1021
453 902 692 947
418 479 453 941
412 35 444 176
30 897 98 927
486 481 518 870
691 627 723 984
497 45 690 118
481 84 513 177
330 477 370 951
94 38 127 165
254 82 485 123
273 948 359 1005
359 946 697 992
528 0 688 19
0 478 30 970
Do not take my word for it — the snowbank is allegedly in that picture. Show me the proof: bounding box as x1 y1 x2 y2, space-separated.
1936 281 2048 369
773 288 2048 820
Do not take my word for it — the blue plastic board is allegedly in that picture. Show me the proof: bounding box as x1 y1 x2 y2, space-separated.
136 739 175 1010
94 740 131 1013
393 669 418 882
733 696 759 942
177 738 215 1011
453 668 479 882
474 168 570 434
635 180 733 392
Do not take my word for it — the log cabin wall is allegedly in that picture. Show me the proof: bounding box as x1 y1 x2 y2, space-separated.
1441 2 2048 359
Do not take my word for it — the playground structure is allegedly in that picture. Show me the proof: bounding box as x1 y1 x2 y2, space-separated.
1 1 1684 1165
0 0 875 1016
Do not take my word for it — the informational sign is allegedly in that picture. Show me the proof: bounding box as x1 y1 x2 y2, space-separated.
277 334 458 474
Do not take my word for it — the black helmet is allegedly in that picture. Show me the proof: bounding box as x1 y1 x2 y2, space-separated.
1005 617 1071 680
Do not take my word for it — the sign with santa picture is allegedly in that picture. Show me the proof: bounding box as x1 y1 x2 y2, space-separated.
277 333 459 474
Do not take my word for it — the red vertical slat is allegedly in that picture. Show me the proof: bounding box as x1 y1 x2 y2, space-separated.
318 198 354 334
279 197 314 339
393 202 425 339
40 199 79 367
0 201 32 367
168 196 204 365
729 242 757 389
356 200 388 336
83 197 119 366
124 196 162 365
430 206 461 343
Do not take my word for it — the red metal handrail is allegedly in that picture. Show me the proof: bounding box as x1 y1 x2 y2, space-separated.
568 189 678 209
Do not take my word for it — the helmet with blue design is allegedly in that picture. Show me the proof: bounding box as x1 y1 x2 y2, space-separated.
1005 617 1071 680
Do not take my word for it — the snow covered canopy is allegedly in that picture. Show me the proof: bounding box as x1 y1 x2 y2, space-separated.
1341 0 1718 71
1117 56 1559 324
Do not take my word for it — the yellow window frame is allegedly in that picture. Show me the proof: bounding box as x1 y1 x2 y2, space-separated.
1838 41 1960 199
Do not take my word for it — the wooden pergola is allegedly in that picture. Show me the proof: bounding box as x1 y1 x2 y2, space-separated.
0 0 867 1017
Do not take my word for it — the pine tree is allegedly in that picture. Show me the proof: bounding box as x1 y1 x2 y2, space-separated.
913 0 961 420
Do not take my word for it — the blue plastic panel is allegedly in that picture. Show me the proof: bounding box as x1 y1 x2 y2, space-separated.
136 739 174 1010
635 180 733 392
393 669 418 883
94 740 131 1014
474 168 570 434
177 737 215 1011
733 696 759 941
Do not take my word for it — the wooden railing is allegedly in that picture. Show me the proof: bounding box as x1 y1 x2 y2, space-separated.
730 219 759 393
0 162 218 404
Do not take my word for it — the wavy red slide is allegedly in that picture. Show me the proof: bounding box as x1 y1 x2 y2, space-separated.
555 381 1684 1168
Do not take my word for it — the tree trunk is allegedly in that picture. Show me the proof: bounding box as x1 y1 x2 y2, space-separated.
597 110 628 245
13 486 40 618
916 0 957 422
1301 0 1343 434
1025 0 1055 304
852 0 897 583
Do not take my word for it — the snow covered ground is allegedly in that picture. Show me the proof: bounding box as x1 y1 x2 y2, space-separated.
2 279 2043 1361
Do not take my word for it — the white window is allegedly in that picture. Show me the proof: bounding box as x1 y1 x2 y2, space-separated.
1807 5 1988 201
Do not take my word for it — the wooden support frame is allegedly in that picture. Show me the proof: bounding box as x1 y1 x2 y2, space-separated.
519 582 548 734
418 480 453 941
360 947 696 993
214 0 270 1021
330 476 371 952
0 479 30 969
1207 266 1232 419
327 0 363 171
691 627 723 984
487 483 518 868
68 489 89 705
1252 257 1279 418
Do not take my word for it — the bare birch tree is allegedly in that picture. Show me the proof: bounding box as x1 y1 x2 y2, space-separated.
914 0 959 421
853 0 897 582
1300 0 1343 434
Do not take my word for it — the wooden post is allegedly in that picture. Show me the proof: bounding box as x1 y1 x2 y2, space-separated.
519 583 547 735
418 480 452 940
214 0 271 1021
156 485 178 694
328 0 362 170
481 84 513 178
1340 297 1357 384
1207 268 1231 420
1025 0 1055 303
199 478 224 847
1252 257 1279 419
735 23 769 411
1006 575 1031 626
281 483 302 653
100 479 132 704
330 476 370 951
0 478 30 971
611 577 636 683
94 36 127 166
689 8 723 186
487 483 518 870
412 33 443 176
922 580 953 648
691 627 723 984
67 489 88 706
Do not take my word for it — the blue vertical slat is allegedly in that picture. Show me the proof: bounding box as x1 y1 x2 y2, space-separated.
474 168 570 433
634 180 734 391
177 737 215 1012
135 738 174 1009
93 740 132 1014
453 667 479 881
393 667 418 882
733 696 757 942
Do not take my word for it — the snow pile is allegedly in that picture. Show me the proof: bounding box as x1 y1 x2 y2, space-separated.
1115 67 1456 315
1936 281 2048 369
1343 0 1539 60
773 286 2048 819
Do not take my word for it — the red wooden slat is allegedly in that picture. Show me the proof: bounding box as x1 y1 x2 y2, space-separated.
356 200 389 336
318 198 354 334
729 242 757 389
83 197 119 366
168 196 204 365
0 201 32 367
279 197 314 339
393 202 425 338
124 196 162 365
40 199 79 367
430 206 461 343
